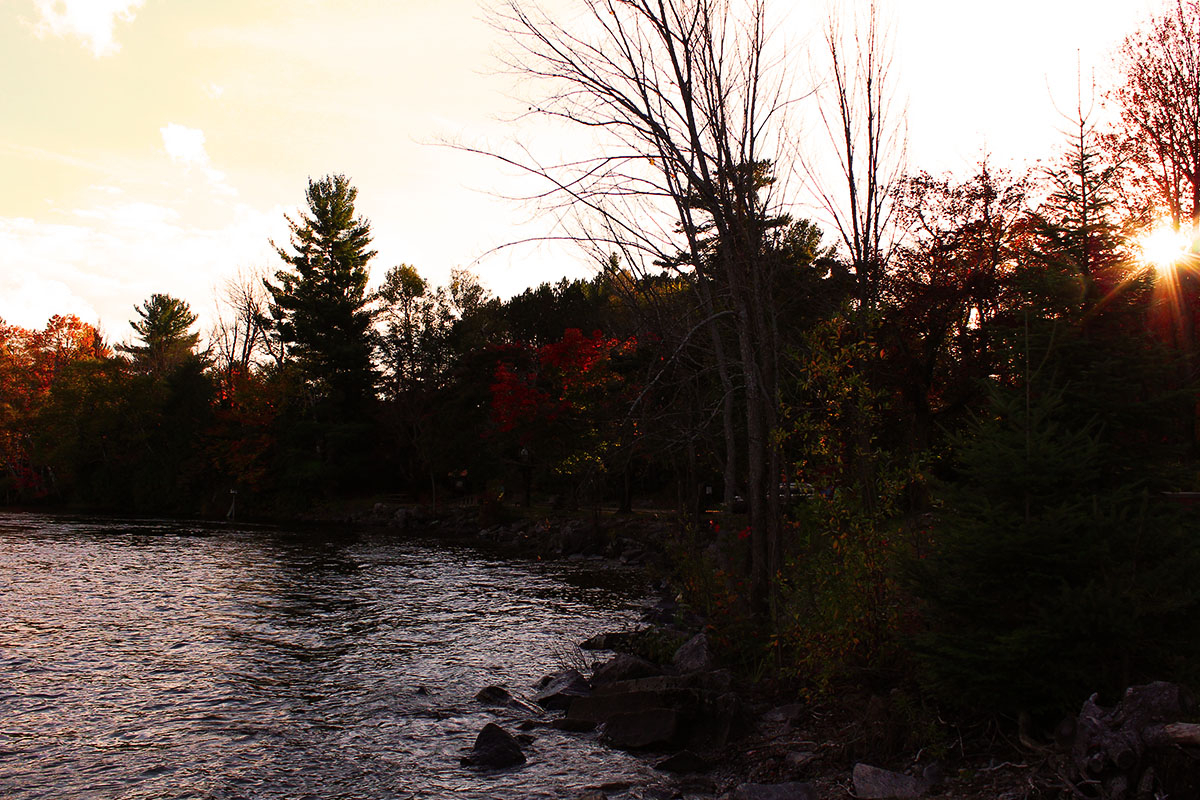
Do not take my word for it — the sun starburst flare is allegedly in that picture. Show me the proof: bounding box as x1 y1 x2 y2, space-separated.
1137 223 1194 277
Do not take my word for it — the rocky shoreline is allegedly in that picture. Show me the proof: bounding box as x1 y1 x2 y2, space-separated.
455 600 959 800
344 503 1200 800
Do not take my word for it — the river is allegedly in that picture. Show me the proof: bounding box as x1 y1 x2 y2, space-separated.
0 512 667 799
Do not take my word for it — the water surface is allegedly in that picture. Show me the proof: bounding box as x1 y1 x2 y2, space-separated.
0 512 662 799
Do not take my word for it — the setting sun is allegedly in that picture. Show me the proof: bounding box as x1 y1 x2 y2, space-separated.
1137 223 1193 276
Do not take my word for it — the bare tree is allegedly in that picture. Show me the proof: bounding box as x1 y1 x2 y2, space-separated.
802 0 904 514
210 265 272 381
1112 0 1200 229
487 0 803 616
806 0 904 313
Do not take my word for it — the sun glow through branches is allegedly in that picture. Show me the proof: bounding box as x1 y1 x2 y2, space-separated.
1137 223 1193 276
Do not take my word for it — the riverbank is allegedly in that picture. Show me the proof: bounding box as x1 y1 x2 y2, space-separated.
334 501 1060 800
9 502 1183 798
513 613 1054 800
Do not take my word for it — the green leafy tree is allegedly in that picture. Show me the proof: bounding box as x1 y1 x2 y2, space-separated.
266 174 377 410
376 263 453 397
117 294 201 375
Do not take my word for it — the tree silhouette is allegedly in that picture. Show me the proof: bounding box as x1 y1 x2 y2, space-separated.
1113 0 1200 228
266 174 377 410
491 0 801 618
117 294 201 375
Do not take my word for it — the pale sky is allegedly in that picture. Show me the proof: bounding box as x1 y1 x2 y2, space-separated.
0 0 1162 340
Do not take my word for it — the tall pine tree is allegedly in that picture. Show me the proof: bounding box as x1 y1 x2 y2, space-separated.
266 174 376 412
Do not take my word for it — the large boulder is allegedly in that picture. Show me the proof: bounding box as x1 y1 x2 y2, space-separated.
601 708 679 749
565 673 743 751
463 723 526 769
852 763 930 799
593 653 662 685
673 633 714 673
534 668 591 710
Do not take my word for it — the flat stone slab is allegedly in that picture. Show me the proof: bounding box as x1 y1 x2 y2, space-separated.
534 668 591 710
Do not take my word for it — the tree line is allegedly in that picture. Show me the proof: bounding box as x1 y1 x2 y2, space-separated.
5 0 1200 721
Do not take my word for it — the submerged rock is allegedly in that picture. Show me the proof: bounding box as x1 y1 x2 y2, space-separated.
462 723 526 769
475 685 512 705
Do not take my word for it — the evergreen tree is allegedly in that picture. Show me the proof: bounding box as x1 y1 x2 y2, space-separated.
1028 101 1128 313
266 174 377 410
117 293 201 375
909 343 1200 720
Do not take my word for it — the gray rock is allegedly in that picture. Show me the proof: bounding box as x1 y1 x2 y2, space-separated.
475 685 512 705
507 695 543 715
534 668 590 710
762 703 806 726
580 632 612 650
463 723 525 769
601 708 678 749
673 633 714 673
785 751 817 770
852 763 929 799
730 781 819 800
593 653 662 685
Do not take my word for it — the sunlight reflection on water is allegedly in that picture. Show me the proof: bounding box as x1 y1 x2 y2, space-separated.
0 512 660 799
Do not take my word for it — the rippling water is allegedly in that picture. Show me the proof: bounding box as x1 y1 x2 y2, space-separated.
0 512 664 799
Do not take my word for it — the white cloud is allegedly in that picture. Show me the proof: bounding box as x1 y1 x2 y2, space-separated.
161 122 208 167
0 202 287 335
33 0 146 58
160 123 235 196
204 82 225 99
73 201 181 229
